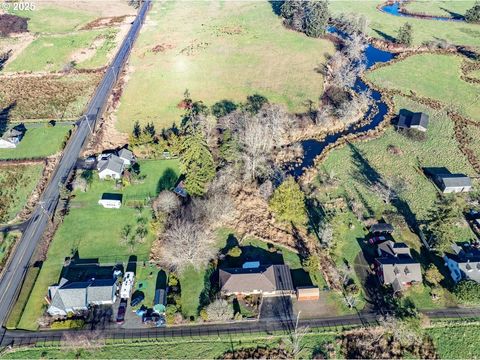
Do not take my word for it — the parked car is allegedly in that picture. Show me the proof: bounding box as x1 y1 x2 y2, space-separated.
130 291 145 307
369 235 386 245
116 300 127 324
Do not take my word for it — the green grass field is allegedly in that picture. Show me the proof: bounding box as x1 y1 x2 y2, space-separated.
319 95 476 222
0 164 43 224
427 323 480 358
4 29 114 72
330 0 480 48
9 5 96 34
402 0 474 18
0 124 71 160
2 332 336 359
115 0 334 132
367 54 480 121
17 159 180 330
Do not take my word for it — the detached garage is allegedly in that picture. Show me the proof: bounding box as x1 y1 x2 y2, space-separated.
296 286 320 301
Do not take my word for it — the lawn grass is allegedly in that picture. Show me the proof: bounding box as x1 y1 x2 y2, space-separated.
426 323 480 359
2 332 337 359
0 231 20 268
4 29 112 72
179 265 206 320
17 159 180 330
402 0 474 18
0 164 43 224
9 5 96 34
115 0 334 132
367 53 480 121
0 124 71 160
133 264 166 309
330 0 480 48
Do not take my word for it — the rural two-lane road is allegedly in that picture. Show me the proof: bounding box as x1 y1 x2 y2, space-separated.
0 0 151 328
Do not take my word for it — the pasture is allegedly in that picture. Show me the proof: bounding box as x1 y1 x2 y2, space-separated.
402 0 474 18
115 0 335 132
367 53 480 121
330 0 480 48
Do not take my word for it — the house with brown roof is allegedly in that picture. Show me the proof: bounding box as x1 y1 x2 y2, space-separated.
375 241 422 292
219 264 295 296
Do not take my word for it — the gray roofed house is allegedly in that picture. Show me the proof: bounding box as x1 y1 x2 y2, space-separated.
97 154 125 180
397 112 429 132
47 278 117 316
435 174 472 193
118 148 135 166
219 264 295 296
444 243 480 283
375 241 422 292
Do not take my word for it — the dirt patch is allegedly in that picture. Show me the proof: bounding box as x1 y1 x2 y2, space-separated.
80 15 133 30
151 43 175 53
221 347 292 359
209 24 245 37
0 14 28 37
179 40 209 56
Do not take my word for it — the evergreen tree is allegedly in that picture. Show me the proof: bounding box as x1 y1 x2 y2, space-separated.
465 2 480 23
304 0 329 38
281 0 306 32
132 121 141 138
396 22 413 46
427 195 461 253
179 132 216 196
454 280 480 305
269 177 308 226
144 122 156 138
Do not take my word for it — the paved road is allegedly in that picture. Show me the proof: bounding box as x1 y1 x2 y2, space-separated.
0 0 151 329
2 307 480 347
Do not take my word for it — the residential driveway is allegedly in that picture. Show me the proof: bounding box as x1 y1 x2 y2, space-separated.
292 291 337 319
259 296 293 321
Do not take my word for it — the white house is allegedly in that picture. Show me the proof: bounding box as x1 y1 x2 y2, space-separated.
444 243 480 283
98 193 122 209
0 127 24 149
97 154 125 180
118 148 135 167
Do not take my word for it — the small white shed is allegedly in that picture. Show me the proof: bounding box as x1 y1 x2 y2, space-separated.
98 193 122 209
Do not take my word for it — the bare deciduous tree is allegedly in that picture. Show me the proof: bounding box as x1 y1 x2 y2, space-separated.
283 319 310 359
319 223 334 248
205 299 233 322
343 294 358 309
152 190 181 216
160 218 217 272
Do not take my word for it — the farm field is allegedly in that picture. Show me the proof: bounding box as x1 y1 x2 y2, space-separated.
0 72 102 121
17 159 180 330
427 323 480 359
8 5 96 34
1 332 337 359
4 29 117 72
0 164 43 224
402 0 474 18
329 0 480 48
0 124 72 160
115 0 335 132
367 53 480 121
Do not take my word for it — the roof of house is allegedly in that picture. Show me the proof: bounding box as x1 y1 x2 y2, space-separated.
438 174 472 189
97 154 124 174
219 264 294 293
49 278 117 313
378 241 412 258
118 148 134 161
370 223 394 233
397 112 429 129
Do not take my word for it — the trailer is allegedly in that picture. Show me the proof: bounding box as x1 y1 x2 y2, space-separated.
120 272 135 299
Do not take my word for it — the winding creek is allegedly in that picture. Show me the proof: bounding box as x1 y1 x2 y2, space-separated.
290 40 395 178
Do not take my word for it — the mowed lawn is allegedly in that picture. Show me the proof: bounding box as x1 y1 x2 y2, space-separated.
367 53 480 121
330 0 480 48
115 0 335 132
4 29 114 72
427 323 480 359
0 164 43 224
403 0 474 18
17 159 180 330
0 124 71 160
319 95 476 223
